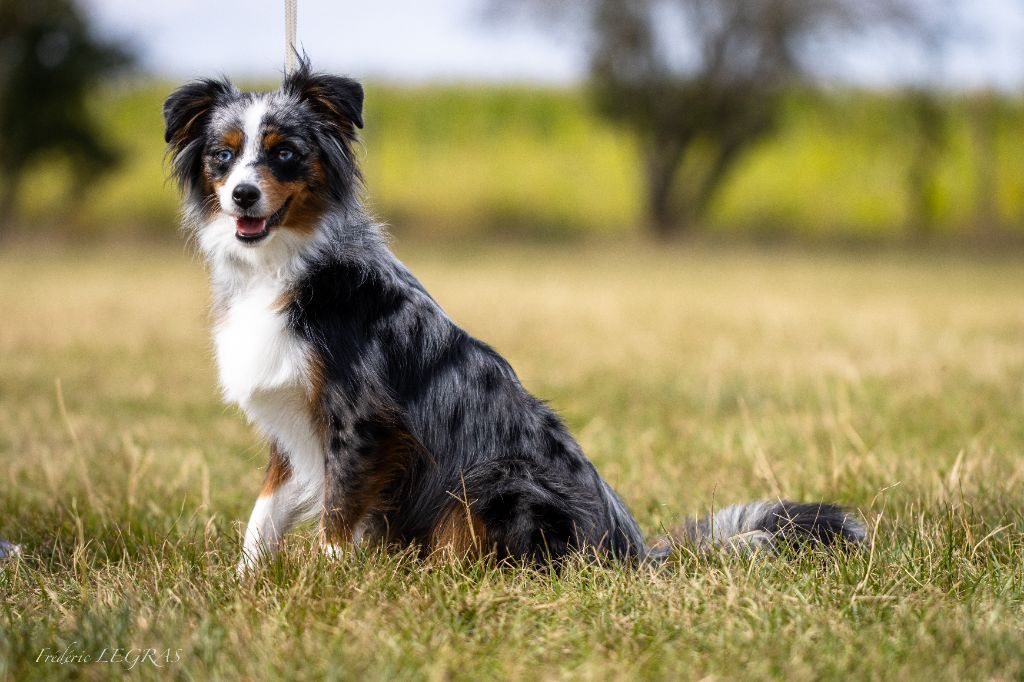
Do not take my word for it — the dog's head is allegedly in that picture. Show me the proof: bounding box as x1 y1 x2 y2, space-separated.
163 58 363 256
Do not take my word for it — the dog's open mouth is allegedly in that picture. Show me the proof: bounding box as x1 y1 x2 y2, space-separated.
234 198 292 243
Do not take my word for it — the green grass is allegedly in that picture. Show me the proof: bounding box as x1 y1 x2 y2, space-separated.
14 84 1024 240
1 240 1023 680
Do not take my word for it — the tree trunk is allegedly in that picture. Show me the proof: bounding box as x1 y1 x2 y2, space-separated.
906 91 945 241
969 93 999 242
0 180 15 241
642 135 687 239
690 135 747 221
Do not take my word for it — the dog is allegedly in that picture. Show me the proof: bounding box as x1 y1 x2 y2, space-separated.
163 59 866 572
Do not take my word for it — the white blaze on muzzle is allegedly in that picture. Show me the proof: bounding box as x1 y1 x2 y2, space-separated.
219 98 270 216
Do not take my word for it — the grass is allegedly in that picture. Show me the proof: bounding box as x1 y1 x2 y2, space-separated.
13 84 1024 241
1 239 1023 680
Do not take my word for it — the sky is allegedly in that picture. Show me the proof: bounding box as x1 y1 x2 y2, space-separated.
80 0 1024 90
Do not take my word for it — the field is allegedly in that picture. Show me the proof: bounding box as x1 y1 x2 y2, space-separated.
1 239 1022 680
14 84 1024 241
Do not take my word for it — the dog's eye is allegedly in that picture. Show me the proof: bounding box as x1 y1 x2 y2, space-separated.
276 147 295 162
215 149 234 163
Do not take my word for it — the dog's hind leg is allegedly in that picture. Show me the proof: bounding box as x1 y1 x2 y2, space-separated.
238 442 323 574
320 416 413 557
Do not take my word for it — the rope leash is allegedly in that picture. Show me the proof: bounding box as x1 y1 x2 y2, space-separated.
284 0 298 75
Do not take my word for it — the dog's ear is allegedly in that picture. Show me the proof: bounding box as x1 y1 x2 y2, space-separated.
284 58 364 131
163 78 235 145
163 78 235 195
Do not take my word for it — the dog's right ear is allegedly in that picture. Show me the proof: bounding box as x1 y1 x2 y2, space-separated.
163 78 235 195
163 78 235 145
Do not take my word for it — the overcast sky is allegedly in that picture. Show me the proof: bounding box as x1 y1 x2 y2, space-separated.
80 0 1024 89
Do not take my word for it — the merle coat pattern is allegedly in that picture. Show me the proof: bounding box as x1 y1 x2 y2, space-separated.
163 59 865 569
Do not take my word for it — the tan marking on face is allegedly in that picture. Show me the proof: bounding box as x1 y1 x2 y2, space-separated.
254 166 300 221
201 168 215 196
280 189 325 235
196 169 219 221
255 166 324 236
200 128 244 217
279 158 327 235
263 129 286 149
207 169 228 195
212 130 243 191
222 129 243 150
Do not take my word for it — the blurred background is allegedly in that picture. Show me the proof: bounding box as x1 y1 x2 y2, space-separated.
2 0 1024 245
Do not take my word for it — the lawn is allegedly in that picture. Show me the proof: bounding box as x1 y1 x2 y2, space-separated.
1 239 1022 680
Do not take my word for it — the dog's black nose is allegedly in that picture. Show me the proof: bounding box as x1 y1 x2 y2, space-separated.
232 183 261 209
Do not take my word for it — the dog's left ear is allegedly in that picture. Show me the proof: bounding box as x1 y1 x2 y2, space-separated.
284 59 364 131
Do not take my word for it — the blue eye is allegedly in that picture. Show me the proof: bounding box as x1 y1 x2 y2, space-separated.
215 149 233 163
276 147 295 162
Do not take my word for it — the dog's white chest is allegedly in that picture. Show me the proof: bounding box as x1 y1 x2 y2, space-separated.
214 282 324 473
214 283 308 405
215 282 319 436
213 280 325 503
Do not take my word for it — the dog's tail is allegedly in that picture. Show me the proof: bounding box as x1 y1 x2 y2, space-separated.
648 500 867 559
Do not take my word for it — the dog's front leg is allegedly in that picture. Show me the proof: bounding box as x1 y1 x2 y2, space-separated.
238 443 322 574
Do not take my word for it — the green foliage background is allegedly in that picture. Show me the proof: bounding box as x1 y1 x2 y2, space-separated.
15 82 1024 241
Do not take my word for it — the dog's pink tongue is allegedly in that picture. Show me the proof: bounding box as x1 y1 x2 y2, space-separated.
235 217 267 236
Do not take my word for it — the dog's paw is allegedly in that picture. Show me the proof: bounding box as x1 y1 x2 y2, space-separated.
322 543 346 560
235 551 263 577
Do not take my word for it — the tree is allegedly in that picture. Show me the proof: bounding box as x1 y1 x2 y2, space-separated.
901 0 957 241
495 0 914 238
0 0 133 233
967 91 1000 241
905 88 947 239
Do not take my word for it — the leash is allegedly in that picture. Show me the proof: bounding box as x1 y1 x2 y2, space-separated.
284 0 298 74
